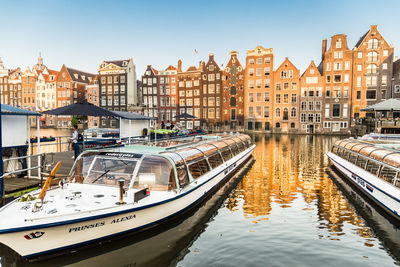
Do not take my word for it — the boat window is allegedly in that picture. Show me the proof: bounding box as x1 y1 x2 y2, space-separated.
365 160 380 175
208 153 223 169
336 148 343 156
188 159 210 179
356 156 367 169
332 147 338 154
220 147 233 161
348 153 358 165
378 166 397 184
341 150 350 160
132 156 176 191
395 178 400 188
237 142 246 152
230 144 240 156
176 164 189 188
84 156 138 187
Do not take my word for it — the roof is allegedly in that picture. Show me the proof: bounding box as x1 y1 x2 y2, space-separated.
66 67 95 84
165 65 176 71
1 104 41 116
104 60 130 67
151 68 159 75
355 30 370 48
113 111 156 120
361 98 400 111
186 66 198 72
43 69 59 83
317 61 324 76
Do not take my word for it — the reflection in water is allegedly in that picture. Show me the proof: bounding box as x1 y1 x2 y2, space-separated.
1 134 400 266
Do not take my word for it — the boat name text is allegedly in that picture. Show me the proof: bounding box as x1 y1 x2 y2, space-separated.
69 221 105 233
111 214 135 224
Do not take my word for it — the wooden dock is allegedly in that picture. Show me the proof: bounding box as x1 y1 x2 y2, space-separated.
4 151 75 195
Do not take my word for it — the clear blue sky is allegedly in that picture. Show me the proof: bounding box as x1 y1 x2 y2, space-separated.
1 0 399 76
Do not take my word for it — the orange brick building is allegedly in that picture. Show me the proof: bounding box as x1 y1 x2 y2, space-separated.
352 25 394 119
272 57 300 132
244 46 274 131
320 34 352 133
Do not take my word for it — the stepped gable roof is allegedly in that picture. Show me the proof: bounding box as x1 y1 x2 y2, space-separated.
165 65 176 71
104 60 129 67
393 59 400 75
355 30 370 48
66 67 95 84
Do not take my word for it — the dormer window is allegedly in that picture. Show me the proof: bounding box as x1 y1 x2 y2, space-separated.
74 74 78 79
122 61 128 67
82 75 85 80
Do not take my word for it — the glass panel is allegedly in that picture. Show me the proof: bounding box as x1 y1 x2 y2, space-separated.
365 160 380 175
196 144 218 156
230 144 239 156
188 159 210 179
176 164 189 188
84 156 138 187
221 147 233 161
356 156 367 169
348 153 357 165
208 153 223 169
379 166 397 184
132 156 176 191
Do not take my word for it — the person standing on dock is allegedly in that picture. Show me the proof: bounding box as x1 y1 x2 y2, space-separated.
72 125 80 160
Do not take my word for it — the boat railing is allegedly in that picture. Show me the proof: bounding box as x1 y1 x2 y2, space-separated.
331 140 400 188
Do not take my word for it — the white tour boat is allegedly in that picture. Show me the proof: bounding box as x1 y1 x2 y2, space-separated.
326 138 400 221
0 134 255 258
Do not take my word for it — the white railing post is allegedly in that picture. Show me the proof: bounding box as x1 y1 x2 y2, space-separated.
27 116 31 178
37 118 41 181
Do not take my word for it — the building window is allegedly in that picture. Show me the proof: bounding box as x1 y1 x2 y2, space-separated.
291 94 297 104
368 38 379 49
290 107 296 118
264 106 269 118
264 92 270 102
275 94 281 104
333 75 341 83
332 104 340 117
367 51 378 62
366 76 377 87
395 85 400 93
301 113 306 123
325 104 330 118
383 50 389 57
367 64 377 74
275 108 280 118
366 90 376 100
382 75 387 86
358 52 363 58
275 83 281 90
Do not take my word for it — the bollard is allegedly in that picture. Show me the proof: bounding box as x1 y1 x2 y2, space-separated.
116 179 126 205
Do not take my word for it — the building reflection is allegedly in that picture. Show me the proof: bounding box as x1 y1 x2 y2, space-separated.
226 134 373 240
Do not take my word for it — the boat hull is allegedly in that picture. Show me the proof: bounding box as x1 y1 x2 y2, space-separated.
327 152 400 221
0 145 255 258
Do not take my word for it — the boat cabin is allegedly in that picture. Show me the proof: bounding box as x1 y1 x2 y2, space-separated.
331 139 400 188
71 134 253 192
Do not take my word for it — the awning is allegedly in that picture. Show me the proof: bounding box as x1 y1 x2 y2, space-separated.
361 98 400 111
113 111 155 120
42 100 116 117
174 113 197 119
1 104 41 116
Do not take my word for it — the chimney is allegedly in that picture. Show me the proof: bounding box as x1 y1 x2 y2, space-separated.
322 39 327 61
177 60 182 72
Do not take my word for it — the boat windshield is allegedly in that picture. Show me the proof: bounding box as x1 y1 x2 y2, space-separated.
83 156 138 187
132 155 176 191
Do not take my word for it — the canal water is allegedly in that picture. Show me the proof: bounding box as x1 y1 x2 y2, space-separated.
1 134 400 266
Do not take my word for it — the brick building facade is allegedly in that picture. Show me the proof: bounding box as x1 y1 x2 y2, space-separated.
222 51 245 130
